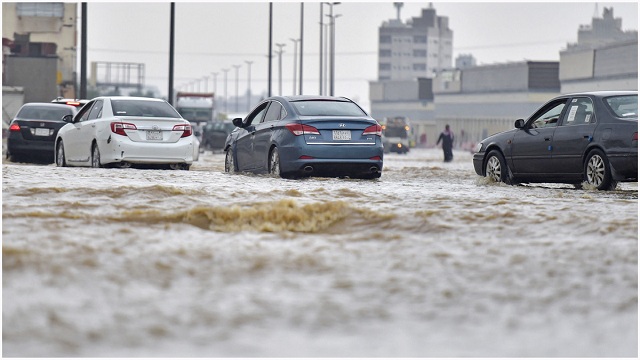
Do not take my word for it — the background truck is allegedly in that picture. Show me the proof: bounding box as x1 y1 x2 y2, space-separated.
381 116 413 154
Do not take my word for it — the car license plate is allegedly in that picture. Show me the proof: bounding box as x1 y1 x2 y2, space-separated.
146 130 162 140
332 130 351 141
35 128 49 136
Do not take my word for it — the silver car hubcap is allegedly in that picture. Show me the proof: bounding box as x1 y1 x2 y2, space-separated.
225 150 234 172
57 144 64 166
586 155 605 187
92 146 100 168
270 150 280 176
486 156 501 182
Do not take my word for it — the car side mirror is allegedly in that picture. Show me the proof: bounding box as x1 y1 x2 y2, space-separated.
232 117 243 128
62 114 74 123
514 119 525 129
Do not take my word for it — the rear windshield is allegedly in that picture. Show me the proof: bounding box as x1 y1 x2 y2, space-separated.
17 105 73 121
291 100 367 116
111 99 181 118
604 95 637 118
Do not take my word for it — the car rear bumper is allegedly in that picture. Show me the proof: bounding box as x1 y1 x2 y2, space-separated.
100 136 194 164
7 136 55 157
608 152 638 181
279 143 383 176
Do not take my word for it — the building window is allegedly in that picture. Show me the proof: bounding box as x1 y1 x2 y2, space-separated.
413 49 427 57
380 35 391 43
413 35 427 43
379 49 391 57
16 3 64 17
379 63 391 71
413 64 426 71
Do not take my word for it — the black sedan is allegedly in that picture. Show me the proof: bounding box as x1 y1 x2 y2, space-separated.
224 96 384 179
473 91 637 190
7 102 78 163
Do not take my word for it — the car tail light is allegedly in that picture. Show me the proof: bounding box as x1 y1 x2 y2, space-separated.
285 123 320 136
299 155 315 159
633 132 638 141
173 124 192 137
370 156 382 161
66 101 81 107
363 124 382 136
110 122 137 136
9 123 20 132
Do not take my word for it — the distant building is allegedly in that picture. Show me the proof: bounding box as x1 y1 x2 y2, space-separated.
560 7 638 93
377 3 453 81
2 3 78 101
433 61 561 148
455 54 476 70
371 3 452 146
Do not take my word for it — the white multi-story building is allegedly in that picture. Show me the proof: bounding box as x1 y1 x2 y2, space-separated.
377 3 453 81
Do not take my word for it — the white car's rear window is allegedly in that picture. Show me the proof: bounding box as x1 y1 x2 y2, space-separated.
112 100 181 118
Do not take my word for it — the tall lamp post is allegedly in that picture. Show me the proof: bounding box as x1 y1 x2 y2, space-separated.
222 68 230 113
233 64 241 113
245 60 253 111
290 38 300 96
211 72 218 119
326 10 341 96
275 43 286 96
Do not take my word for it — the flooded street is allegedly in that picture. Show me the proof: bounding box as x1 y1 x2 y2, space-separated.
2 148 637 357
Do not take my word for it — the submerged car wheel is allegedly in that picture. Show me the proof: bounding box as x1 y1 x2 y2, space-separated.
269 147 281 177
56 141 67 167
224 149 235 173
91 143 102 168
485 150 511 185
585 149 617 190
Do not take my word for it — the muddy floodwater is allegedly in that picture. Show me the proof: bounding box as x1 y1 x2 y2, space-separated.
2 148 637 357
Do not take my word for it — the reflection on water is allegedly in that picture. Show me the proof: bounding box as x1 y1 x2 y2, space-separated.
2 148 637 357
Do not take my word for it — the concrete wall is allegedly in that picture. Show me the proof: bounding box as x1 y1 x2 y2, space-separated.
4 57 58 102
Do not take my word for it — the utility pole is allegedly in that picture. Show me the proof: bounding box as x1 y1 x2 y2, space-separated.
275 43 286 96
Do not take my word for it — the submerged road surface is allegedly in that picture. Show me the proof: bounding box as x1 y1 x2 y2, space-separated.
2 148 637 357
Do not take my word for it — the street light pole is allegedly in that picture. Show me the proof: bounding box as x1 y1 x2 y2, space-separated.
233 64 241 113
319 3 323 95
275 43 286 96
290 38 300 95
245 60 253 111
324 2 340 96
222 68 229 113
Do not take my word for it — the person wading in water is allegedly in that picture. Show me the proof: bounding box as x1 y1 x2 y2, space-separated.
436 124 454 162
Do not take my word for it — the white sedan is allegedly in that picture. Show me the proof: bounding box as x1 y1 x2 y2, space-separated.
55 96 195 170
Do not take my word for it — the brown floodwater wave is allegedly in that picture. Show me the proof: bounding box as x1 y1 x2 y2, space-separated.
114 199 396 233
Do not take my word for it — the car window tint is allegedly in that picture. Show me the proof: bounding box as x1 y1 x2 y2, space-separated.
605 95 638 118
292 100 366 116
245 103 269 126
562 97 595 126
263 101 283 122
111 100 181 118
77 101 95 122
87 100 103 120
17 106 72 121
530 100 568 129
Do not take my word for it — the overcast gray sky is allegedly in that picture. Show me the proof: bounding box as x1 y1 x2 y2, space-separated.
84 1 638 111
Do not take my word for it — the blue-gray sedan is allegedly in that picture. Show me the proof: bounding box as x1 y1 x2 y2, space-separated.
224 96 384 179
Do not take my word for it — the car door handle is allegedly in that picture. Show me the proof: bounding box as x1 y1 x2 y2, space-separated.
544 137 552 141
